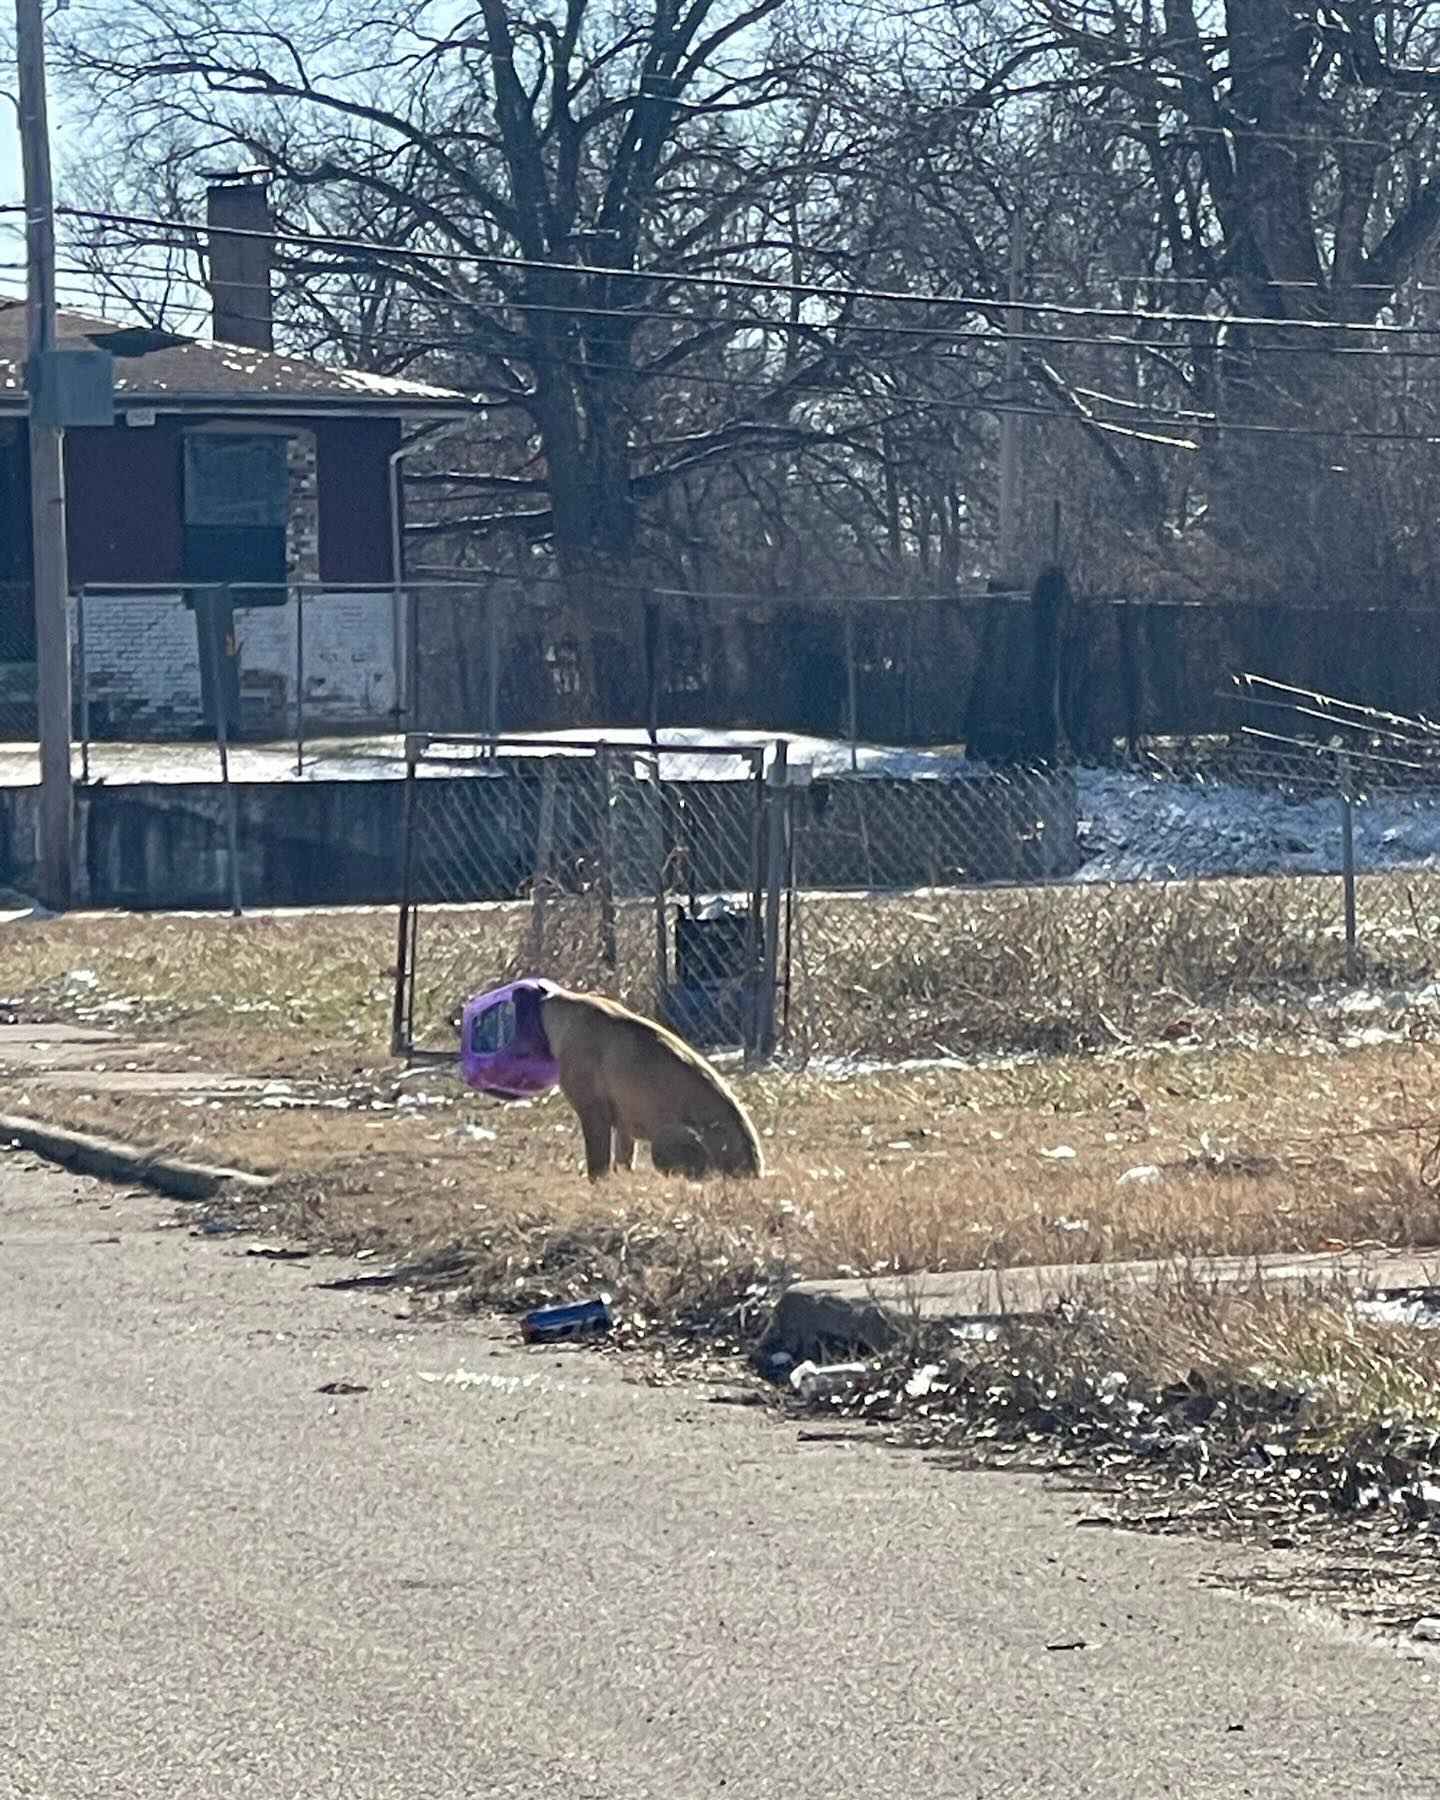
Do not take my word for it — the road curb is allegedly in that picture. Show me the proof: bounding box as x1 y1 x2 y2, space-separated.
0 1112 272 1202
761 1247 1440 1362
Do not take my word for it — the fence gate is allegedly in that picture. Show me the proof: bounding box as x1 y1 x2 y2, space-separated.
392 734 773 1062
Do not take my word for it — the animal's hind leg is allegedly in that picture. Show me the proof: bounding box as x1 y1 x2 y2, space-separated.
613 1125 636 1172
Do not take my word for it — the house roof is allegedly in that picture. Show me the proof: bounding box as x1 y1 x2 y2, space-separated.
0 302 477 418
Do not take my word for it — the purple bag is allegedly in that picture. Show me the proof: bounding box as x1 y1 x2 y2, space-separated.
458 978 561 1099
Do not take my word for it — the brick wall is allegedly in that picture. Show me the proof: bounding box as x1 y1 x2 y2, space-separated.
74 590 397 738
286 431 320 585
74 592 201 736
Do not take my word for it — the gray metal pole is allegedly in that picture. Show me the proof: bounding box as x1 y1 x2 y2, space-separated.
1339 751 1357 981
650 751 669 1011
758 739 789 1060
76 585 89 786
597 746 617 973
294 583 305 775
844 604 859 773
406 584 422 728
17 0 72 906
204 589 243 917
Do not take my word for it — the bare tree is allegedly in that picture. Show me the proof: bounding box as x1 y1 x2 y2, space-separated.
58 0 903 596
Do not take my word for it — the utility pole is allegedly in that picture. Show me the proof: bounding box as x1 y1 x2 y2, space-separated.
996 208 1025 590
17 0 73 908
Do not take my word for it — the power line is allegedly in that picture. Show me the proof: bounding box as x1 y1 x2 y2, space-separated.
40 273 1440 450
45 202 1440 343
51 249 1440 376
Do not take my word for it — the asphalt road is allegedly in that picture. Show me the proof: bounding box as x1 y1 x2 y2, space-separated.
3 1155 1438 1800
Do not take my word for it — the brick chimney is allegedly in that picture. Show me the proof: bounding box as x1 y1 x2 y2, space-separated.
205 171 274 351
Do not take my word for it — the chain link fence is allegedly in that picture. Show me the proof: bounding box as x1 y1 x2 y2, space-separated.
393 731 1440 1067
783 738 1440 1062
393 736 772 1060
0 583 36 742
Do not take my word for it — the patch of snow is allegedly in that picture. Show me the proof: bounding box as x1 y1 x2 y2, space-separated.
1355 1294 1440 1329
1074 765 1440 882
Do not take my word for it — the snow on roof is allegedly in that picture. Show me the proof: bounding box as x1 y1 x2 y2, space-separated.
0 301 475 414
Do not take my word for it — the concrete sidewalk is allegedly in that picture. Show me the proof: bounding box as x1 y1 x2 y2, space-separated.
0 1020 302 1099
765 1245 1440 1358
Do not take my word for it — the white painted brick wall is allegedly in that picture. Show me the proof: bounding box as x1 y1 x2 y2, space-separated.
73 592 201 735
72 591 397 736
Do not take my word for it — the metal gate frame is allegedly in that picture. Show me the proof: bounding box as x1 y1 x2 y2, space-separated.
391 732 783 1064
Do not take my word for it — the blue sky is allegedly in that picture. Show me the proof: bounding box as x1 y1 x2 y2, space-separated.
0 121 16 203
0 89 21 292
0 79 135 309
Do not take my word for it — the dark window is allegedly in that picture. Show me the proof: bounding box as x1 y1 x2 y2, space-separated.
184 434 288 528
183 433 288 606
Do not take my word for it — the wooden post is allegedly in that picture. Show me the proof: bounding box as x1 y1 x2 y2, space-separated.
17 0 72 907
996 208 1025 587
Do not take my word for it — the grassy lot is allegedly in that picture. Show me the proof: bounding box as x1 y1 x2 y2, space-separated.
4 903 1440 1308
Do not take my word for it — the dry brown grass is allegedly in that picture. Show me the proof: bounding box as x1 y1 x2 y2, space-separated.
7 1004 1440 1304
791 867 1440 1057
5 901 1440 1329
1100 1282 1440 1445
863 1275 1440 1531
6 867 1439 1068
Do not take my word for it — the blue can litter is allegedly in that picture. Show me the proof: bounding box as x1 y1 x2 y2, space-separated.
521 1296 613 1343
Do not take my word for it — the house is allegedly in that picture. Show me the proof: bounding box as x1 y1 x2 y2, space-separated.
0 175 474 739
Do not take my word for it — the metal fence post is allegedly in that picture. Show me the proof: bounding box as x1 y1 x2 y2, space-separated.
75 585 89 785
744 745 766 1060
294 582 305 776
405 583 421 728
757 738 789 1060
530 759 558 965
649 749 670 1011
391 741 420 1057
1339 749 1357 981
644 593 661 744
844 603 859 773
197 587 244 916
597 745 618 973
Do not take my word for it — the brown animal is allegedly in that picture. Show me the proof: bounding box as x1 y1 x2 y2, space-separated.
526 985 764 1181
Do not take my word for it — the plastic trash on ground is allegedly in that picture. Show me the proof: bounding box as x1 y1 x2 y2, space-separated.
520 1296 614 1343
788 1359 870 1402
